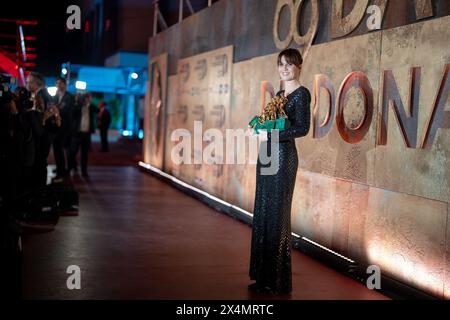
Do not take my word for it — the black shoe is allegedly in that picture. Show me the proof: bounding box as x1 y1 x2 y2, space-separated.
248 282 258 291
248 282 267 293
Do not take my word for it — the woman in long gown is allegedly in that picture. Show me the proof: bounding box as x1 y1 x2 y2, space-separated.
248 48 311 294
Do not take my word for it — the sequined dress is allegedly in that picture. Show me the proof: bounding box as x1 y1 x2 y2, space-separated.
249 85 311 294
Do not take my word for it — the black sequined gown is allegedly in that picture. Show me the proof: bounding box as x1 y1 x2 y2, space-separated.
249 85 311 294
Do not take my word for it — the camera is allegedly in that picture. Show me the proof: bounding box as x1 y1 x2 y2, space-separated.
13 87 34 112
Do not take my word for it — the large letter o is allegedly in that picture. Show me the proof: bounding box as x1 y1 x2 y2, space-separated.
336 72 374 144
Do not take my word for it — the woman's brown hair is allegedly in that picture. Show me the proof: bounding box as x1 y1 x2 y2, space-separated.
277 48 303 69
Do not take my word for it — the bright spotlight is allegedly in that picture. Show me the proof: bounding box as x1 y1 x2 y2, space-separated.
131 72 139 79
61 68 68 75
47 86 57 97
75 81 87 90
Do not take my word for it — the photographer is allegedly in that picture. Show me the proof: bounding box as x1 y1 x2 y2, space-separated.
26 72 61 189
13 87 44 192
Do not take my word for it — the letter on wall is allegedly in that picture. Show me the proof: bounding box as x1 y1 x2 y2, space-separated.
313 74 336 139
378 68 421 148
415 0 434 20
336 71 373 144
331 0 369 38
420 64 450 149
273 0 319 58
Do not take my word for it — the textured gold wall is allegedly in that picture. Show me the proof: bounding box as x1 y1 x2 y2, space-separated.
165 46 233 198
144 16 450 298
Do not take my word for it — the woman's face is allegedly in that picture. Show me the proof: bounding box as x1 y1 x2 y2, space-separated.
278 55 301 81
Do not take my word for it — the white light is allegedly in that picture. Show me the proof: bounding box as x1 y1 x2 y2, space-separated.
61 68 68 75
122 130 132 137
47 86 57 97
301 237 355 263
131 72 139 79
75 81 87 90
138 161 254 219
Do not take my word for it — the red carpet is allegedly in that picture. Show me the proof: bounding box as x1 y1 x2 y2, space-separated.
22 136 388 300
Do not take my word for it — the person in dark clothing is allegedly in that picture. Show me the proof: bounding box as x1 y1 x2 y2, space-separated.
52 77 74 179
69 92 98 177
248 48 310 295
13 87 44 192
97 101 111 152
26 72 60 188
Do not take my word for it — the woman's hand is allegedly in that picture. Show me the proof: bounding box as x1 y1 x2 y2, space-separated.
43 108 53 122
247 125 254 136
34 95 45 112
53 106 62 127
43 105 61 126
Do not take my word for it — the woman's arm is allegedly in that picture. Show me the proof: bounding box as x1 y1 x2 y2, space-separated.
269 87 311 142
